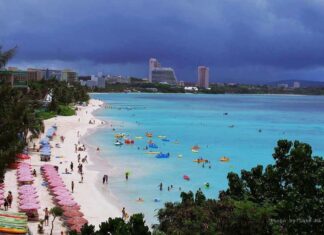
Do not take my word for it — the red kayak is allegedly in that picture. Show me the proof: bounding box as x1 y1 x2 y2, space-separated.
183 175 190 181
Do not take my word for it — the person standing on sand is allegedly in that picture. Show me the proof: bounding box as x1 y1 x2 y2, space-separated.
122 207 127 220
71 181 74 193
44 208 49 226
7 191 12 208
70 162 73 171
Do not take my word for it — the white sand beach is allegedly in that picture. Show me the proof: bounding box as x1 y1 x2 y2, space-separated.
4 99 120 234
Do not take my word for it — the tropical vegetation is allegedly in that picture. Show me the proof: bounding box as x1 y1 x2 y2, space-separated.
0 46 89 183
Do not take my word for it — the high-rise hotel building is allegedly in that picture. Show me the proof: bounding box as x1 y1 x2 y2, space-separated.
197 66 209 89
148 58 177 85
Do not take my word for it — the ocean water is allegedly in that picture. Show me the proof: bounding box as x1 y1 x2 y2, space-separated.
87 93 324 226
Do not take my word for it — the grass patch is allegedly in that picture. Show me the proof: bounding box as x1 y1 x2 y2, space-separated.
57 105 76 116
36 110 57 120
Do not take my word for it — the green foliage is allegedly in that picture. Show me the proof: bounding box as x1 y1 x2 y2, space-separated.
78 213 151 235
80 223 95 235
35 110 57 120
57 105 76 116
157 140 323 234
0 46 17 68
0 85 43 181
50 207 63 235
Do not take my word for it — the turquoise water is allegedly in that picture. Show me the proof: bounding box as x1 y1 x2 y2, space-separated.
88 93 324 225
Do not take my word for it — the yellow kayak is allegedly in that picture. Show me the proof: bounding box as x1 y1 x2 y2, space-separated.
145 151 160 155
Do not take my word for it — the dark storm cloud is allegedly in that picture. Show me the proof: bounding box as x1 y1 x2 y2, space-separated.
1 0 324 82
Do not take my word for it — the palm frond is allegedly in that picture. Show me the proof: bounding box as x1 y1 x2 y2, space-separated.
0 46 17 69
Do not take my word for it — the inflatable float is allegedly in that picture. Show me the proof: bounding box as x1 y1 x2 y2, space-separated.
219 156 230 162
183 175 190 181
155 153 170 159
146 132 153 138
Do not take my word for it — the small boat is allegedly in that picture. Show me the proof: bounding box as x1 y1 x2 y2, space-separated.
124 139 135 144
145 151 160 155
193 158 208 163
135 136 143 139
219 156 230 162
114 141 123 146
191 149 199 153
146 132 153 138
149 143 158 149
183 175 190 181
155 153 170 159
162 138 170 142
157 135 166 139
178 154 183 158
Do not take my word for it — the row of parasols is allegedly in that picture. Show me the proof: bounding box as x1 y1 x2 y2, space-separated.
17 163 40 220
0 183 4 206
41 164 88 233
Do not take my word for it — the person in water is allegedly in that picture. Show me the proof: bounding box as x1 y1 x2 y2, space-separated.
125 172 129 180
159 182 163 191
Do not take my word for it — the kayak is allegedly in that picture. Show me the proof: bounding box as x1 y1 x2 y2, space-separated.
193 159 208 163
145 151 160 155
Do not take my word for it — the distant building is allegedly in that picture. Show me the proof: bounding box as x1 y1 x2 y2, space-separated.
78 76 91 86
148 58 177 85
85 80 97 88
178 80 185 87
41 69 62 80
27 68 43 81
61 69 77 83
97 76 106 88
106 75 130 84
293 81 301 88
278 83 289 89
149 58 160 82
197 66 209 89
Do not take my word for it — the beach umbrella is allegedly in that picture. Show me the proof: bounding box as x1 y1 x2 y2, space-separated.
18 194 39 200
61 204 80 210
55 195 74 201
19 198 39 205
16 154 31 160
69 224 82 233
63 210 84 217
66 217 88 226
19 203 40 210
57 199 77 206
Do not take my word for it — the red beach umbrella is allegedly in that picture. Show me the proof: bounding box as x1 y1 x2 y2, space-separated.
66 217 88 226
63 210 84 217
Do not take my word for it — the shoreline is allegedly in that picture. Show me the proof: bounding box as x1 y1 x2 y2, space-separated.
4 99 121 234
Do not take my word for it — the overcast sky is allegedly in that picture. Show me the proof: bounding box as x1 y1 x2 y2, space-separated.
1 0 324 83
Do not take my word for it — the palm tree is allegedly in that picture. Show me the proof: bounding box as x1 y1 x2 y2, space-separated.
49 207 63 235
0 46 17 69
